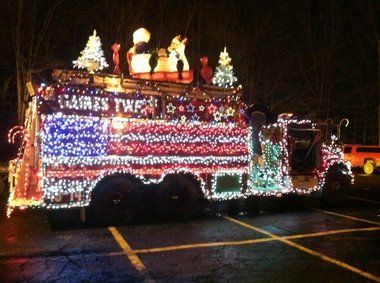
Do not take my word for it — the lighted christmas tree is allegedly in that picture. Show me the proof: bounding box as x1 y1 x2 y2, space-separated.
212 47 237 88
73 30 109 73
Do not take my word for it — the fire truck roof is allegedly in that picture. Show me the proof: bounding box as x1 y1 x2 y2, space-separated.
52 69 242 100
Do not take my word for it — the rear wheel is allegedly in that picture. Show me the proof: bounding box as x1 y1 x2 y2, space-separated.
363 160 375 175
322 170 349 206
92 177 141 224
156 175 201 220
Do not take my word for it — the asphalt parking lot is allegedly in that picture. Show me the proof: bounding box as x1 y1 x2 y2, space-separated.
0 173 379 282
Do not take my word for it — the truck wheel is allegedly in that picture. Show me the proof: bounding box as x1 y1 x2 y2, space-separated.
322 171 349 206
92 177 140 224
363 160 375 175
156 175 201 220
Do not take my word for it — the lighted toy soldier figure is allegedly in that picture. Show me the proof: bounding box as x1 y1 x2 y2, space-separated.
111 43 121 75
200 56 213 85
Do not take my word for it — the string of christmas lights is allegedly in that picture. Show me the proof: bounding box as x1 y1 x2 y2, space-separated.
247 118 353 196
38 112 249 207
7 70 353 214
39 82 245 124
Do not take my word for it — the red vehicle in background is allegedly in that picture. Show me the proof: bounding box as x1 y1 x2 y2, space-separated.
343 144 380 175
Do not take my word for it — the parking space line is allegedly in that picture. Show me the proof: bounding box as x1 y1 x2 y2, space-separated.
307 207 380 226
3 226 379 271
285 226 380 240
4 226 379 264
134 238 273 254
346 196 380 205
132 226 379 254
224 216 380 282
108 227 146 271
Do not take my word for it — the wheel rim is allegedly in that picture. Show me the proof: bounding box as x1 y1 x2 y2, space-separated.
104 189 127 212
364 162 374 175
330 180 343 193
158 176 200 217
168 185 188 210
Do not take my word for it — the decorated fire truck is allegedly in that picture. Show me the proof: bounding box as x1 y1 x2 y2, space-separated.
7 29 353 223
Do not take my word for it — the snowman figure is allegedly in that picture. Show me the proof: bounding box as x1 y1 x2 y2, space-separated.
127 28 152 74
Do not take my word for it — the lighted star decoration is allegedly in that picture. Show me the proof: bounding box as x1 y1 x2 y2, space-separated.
149 97 157 107
191 113 200 122
186 103 195 113
180 115 187 123
178 105 185 112
214 111 223 122
208 104 217 114
166 103 176 113
226 107 235 117
199 105 205 111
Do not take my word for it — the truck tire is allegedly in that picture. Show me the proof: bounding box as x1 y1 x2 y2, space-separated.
322 170 349 206
363 160 375 175
156 175 201 220
92 177 140 224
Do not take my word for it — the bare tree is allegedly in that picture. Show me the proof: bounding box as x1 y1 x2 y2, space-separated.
292 0 344 117
9 0 61 123
345 0 379 144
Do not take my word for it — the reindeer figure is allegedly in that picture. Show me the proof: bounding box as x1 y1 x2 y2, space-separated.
111 43 121 75
168 35 189 72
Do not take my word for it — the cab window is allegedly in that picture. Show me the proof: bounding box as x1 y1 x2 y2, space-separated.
343 146 352 154
356 147 380 153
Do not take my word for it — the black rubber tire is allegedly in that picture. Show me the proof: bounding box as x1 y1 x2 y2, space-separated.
92 177 140 225
156 175 201 220
322 170 349 206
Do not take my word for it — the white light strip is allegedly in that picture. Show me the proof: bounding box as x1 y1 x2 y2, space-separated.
42 155 249 167
110 132 247 145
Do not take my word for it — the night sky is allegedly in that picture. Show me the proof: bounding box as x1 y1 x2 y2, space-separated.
0 0 378 161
